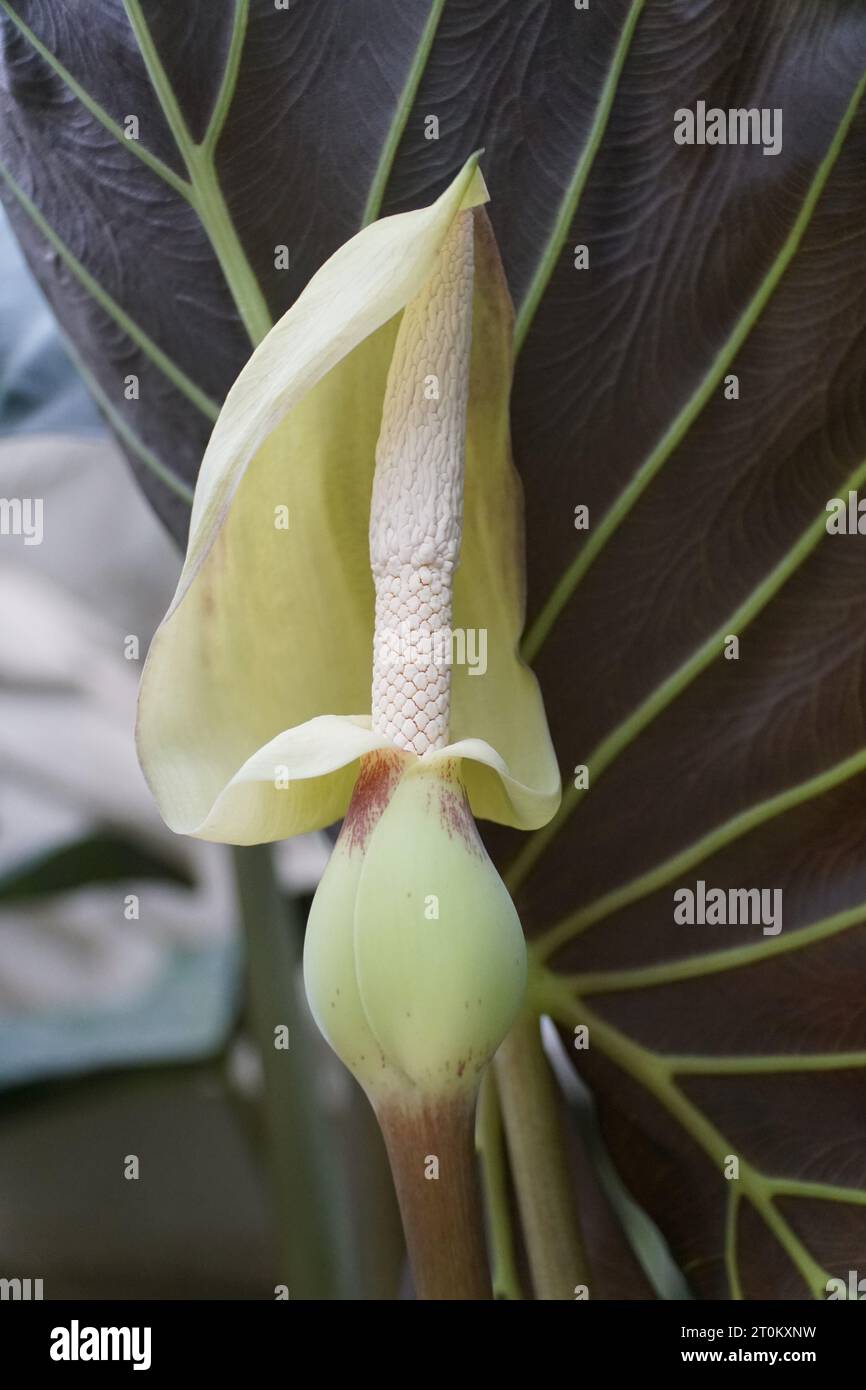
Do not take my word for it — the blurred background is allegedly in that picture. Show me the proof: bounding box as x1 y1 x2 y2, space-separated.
0 202 405 1299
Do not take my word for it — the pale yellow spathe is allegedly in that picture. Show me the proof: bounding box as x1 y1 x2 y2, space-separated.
137 157 560 843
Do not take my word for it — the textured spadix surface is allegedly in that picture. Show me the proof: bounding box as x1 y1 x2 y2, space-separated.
136 160 560 843
370 210 474 756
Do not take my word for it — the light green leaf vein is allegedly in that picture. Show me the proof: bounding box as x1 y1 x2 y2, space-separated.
0 159 220 421
563 900 866 996
123 0 272 347
0 0 192 199
3 0 271 345
360 0 448 228
201 0 250 155
725 1189 743 1300
61 335 194 505
514 0 646 355
773 1179 866 1208
508 452 866 895
536 743 866 960
671 1051 866 1076
522 66 866 665
122 0 198 169
539 977 836 1298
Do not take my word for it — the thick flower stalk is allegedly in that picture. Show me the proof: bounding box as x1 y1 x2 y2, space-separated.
137 158 561 1298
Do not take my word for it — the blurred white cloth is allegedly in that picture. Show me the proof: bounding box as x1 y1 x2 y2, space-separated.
0 433 327 1078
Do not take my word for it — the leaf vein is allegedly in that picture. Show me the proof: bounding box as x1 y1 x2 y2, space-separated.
522 66 866 664
563 901 866 995
536 741 866 959
360 0 449 229
539 977 836 1298
0 159 220 421
509 448 866 896
0 0 192 199
514 0 646 355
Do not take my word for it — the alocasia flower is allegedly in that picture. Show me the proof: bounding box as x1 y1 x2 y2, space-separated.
137 156 560 1293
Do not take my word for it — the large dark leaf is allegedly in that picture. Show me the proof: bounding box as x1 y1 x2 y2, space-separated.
3 0 866 1298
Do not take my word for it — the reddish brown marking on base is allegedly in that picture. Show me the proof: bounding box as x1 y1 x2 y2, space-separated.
339 750 405 854
436 773 485 857
455 1047 474 1079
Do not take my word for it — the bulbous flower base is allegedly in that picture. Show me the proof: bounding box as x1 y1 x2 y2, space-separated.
303 751 527 1105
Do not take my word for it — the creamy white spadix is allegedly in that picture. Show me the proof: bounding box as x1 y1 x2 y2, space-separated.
370 211 474 754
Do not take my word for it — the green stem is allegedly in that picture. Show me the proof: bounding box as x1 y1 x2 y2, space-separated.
233 844 342 1300
338 1084 406 1299
376 1093 492 1300
476 1072 523 1299
494 1009 589 1299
